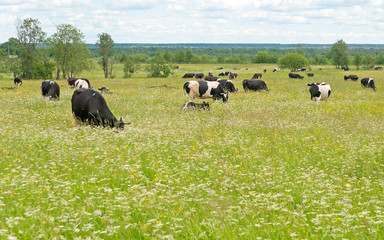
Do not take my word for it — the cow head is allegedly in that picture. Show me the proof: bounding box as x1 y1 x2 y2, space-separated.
116 117 130 129
222 92 229 102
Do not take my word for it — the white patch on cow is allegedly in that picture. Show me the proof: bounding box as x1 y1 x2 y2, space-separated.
317 83 331 102
368 78 373 84
75 79 89 89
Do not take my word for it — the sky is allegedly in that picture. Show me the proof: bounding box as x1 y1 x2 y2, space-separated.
1 0 384 44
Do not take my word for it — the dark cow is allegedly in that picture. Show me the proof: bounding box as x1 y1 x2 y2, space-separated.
342 66 349 71
195 73 204 79
14 77 22 87
41 80 60 100
308 82 331 103
98 87 109 93
344 75 358 81
182 73 196 78
218 72 230 76
307 73 314 77
217 79 237 93
242 79 269 92
298 68 306 72
289 73 304 79
361 78 377 91
229 73 238 79
183 81 228 102
181 101 210 110
68 78 77 87
71 88 127 129
263 69 267 73
273 67 280 72
374 66 382 70
252 73 262 79
204 76 219 81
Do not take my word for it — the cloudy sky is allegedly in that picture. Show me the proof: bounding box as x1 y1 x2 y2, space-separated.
1 0 383 44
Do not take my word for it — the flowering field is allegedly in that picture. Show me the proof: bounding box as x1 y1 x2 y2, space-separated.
1 64 384 239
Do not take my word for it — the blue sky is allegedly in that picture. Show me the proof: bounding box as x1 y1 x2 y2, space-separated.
1 0 383 44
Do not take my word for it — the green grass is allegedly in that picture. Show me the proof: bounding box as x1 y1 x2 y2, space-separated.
1 64 384 239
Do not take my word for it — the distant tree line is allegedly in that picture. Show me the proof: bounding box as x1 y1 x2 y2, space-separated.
1 18 384 79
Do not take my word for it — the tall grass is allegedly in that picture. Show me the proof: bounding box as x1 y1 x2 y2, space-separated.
1 64 384 239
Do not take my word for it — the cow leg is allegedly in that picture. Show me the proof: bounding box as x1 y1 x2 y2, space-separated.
72 112 82 125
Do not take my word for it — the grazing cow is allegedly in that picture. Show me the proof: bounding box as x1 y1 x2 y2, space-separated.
14 77 22 87
298 68 306 72
289 73 304 79
344 75 358 81
252 73 262 79
263 69 267 73
218 71 230 76
181 101 210 110
308 82 331 103
217 79 237 93
374 66 382 70
71 88 127 129
41 80 60 100
342 66 349 71
68 77 77 87
183 81 228 102
98 87 109 93
182 73 196 78
242 79 269 92
204 75 219 81
229 73 238 79
75 79 90 89
195 73 204 79
273 67 280 72
307 73 314 77
361 78 377 91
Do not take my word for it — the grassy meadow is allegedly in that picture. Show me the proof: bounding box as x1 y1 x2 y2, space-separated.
1 63 384 239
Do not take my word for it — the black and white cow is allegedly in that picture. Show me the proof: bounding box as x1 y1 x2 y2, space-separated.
307 73 314 77
41 80 60 100
289 73 304 79
218 71 230 76
252 73 262 79
217 79 237 93
361 78 377 91
344 75 358 81
182 73 196 78
242 79 269 92
273 67 280 72
183 81 228 102
75 79 91 89
14 77 22 87
308 82 331 102
181 101 210 110
195 73 204 79
71 88 128 129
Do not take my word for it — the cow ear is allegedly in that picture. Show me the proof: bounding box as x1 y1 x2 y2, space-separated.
119 117 123 122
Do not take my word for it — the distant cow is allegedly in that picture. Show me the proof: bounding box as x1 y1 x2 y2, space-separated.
374 66 382 70
41 80 60 100
289 73 304 79
307 73 314 77
71 88 127 129
195 73 204 79
344 75 358 81
98 87 109 93
182 101 210 110
308 82 331 102
252 73 262 79
75 79 90 89
14 77 22 87
263 69 267 73
183 81 228 102
218 72 230 76
229 73 238 79
361 78 377 91
182 73 196 78
342 66 349 71
204 75 219 81
273 67 280 72
217 79 237 93
242 79 269 92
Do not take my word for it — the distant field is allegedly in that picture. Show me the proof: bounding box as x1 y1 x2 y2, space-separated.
1 64 384 239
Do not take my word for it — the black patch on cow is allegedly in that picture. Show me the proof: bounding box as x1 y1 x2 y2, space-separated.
183 82 191 94
243 80 269 92
308 83 321 99
41 80 60 100
198 81 209 97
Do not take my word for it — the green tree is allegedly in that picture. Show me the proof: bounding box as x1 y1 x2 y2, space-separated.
353 52 363 70
48 24 89 79
16 18 46 79
146 50 172 78
329 39 349 69
278 52 309 71
164 50 173 62
252 51 278 63
363 54 376 69
0 37 20 56
185 49 193 63
123 56 141 78
173 49 185 63
96 33 115 78
217 55 226 64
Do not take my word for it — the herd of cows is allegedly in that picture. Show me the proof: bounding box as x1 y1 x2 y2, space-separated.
8 67 378 129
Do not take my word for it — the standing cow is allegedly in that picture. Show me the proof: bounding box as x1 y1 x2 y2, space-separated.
14 77 22 88
308 82 331 103
252 73 262 79
229 73 238 79
71 88 127 128
361 78 377 91
195 73 204 79
242 79 269 92
183 81 228 102
41 80 60 100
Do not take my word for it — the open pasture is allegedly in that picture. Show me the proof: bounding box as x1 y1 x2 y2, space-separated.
1 64 384 239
